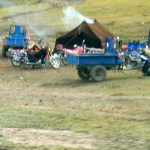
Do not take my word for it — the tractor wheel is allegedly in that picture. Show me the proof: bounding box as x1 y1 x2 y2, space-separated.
77 67 90 80
2 46 8 58
90 65 107 82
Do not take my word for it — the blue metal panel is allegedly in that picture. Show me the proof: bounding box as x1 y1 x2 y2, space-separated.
127 42 146 52
9 25 27 40
5 38 26 46
66 54 123 66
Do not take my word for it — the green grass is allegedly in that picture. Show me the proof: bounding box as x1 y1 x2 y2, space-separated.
0 65 150 149
0 108 149 149
0 3 50 18
76 0 150 40
0 1 150 149
0 0 149 42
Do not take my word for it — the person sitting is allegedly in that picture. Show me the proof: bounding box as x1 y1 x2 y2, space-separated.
27 43 41 53
26 43 48 64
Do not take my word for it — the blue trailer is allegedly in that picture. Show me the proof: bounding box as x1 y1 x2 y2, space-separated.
2 25 29 57
66 50 123 82
65 37 123 82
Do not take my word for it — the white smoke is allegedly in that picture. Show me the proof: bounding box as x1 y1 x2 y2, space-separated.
0 0 14 7
14 15 56 38
29 25 55 38
62 6 94 29
0 0 56 39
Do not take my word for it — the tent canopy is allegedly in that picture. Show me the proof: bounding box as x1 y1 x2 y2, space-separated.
55 19 114 49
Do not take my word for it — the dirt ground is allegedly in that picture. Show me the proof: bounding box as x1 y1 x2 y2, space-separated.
0 57 99 149
0 128 97 149
0 56 150 150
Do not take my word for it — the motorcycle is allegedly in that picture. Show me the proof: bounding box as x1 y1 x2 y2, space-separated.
123 49 150 75
45 49 61 69
139 53 150 76
55 42 85 66
124 50 142 69
11 49 25 67
57 47 84 66
8 48 22 58
11 48 60 69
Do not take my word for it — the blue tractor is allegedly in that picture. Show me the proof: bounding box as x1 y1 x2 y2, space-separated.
2 25 29 57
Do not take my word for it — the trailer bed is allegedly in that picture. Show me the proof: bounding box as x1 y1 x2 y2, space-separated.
66 53 122 67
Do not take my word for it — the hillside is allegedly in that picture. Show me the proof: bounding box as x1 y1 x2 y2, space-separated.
0 0 149 43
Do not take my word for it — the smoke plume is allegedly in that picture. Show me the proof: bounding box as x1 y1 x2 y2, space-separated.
0 0 14 7
62 6 94 29
0 0 55 40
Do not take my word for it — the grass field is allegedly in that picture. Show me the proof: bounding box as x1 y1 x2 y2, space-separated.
76 0 150 39
0 0 150 149
0 57 150 150
0 0 149 42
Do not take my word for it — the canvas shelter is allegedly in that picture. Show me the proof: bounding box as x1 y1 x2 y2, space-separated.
55 19 114 49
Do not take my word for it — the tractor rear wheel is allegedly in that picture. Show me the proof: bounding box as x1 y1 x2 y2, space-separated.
2 46 8 58
90 65 106 82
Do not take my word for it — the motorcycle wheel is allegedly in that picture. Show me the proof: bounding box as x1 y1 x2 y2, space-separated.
50 54 61 69
11 58 21 67
124 56 138 68
60 53 68 66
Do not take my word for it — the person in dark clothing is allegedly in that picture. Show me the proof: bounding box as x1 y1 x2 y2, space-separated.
27 44 49 64
33 48 47 64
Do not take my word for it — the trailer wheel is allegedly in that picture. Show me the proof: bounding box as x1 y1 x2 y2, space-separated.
2 46 8 58
90 65 106 82
78 67 90 80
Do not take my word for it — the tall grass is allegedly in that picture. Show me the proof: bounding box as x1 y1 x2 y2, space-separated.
0 0 149 42
76 0 150 40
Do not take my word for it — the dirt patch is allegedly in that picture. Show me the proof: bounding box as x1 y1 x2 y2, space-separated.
0 59 11 72
0 128 98 149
